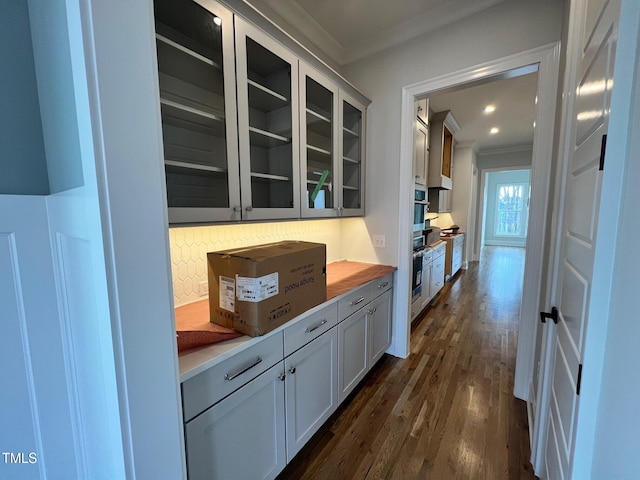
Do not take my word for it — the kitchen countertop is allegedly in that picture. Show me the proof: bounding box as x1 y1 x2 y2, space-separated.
177 260 396 382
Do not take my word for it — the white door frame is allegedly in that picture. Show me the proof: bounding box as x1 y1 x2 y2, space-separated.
396 44 560 387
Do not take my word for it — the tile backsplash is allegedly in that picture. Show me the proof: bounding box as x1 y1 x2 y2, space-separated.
169 219 344 307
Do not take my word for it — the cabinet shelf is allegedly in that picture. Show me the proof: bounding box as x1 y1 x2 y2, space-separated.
342 184 359 191
248 79 289 111
307 144 331 156
165 159 227 174
342 156 360 165
156 33 221 70
343 126 359 139
248 127 289 147
251 172 291 182
306 110 332 138
160 97 224 123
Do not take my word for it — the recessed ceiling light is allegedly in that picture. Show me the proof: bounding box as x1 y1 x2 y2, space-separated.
213 16 222 26
490 127 499 134
484 105 496 114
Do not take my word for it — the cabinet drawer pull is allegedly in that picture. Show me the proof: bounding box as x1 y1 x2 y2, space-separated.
350 296 366 306
224 357 262 381
377 281 389 289
305 319 327 333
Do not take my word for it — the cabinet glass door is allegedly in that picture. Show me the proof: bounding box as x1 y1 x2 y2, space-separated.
154 0 240 223
339 92 366 216
235 19 300 220
300 65 339 217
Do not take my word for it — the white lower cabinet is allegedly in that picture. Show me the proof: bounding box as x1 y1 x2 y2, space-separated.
430 246 446 298
185 362 286 480
368 290 392 366
182 275 394 478
337 307 368 403
285 328 338 460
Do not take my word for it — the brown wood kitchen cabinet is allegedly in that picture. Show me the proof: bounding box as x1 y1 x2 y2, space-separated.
428 110 460 190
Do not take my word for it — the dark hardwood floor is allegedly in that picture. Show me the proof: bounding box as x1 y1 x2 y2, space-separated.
278 246 535 480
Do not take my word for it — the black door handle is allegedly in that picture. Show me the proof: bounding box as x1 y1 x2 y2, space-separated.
540 307 558 324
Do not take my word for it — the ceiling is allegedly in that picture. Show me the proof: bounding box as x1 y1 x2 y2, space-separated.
246 0 509 66
245 0 538 152
428 71 539 152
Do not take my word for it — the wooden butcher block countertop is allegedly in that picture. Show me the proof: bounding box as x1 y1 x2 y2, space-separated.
175 261 395 354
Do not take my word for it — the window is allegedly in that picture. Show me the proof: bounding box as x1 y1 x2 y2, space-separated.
495 183 527 236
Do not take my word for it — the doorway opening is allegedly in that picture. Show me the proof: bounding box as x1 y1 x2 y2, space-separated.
396 44 560 408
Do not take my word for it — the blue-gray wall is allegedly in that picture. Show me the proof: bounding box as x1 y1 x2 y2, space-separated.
0 0 49 195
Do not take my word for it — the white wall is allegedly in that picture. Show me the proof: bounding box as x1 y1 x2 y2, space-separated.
341 0 562 266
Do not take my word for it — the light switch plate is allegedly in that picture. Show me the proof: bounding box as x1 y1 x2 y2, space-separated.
198 281 208 296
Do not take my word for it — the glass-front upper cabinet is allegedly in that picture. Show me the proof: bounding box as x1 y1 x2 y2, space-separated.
154 0 240 223
339 91 366 216
235 18 300 221
299 64 339 218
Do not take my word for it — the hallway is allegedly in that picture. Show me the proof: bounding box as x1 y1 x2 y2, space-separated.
279 246 534 479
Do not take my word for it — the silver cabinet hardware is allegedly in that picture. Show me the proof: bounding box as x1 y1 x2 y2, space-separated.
224 357 263 381
289 367 296 374
350 296 366 306
377 281 389 289
279 373 286 381
245 205 253 212
305 319 328 333
233 206 242 212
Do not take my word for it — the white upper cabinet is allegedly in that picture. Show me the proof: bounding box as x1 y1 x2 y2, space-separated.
155 1 368 224
339 91 366 217
299 64 340 218
155 0 240 224
235 18 300 221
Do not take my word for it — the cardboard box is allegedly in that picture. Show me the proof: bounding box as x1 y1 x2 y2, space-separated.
208 241 326 336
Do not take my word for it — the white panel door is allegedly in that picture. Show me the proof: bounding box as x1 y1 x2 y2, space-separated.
542 0 620 478
0 197 73 479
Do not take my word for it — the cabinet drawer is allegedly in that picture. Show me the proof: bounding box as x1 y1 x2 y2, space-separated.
338 284 371 321
182 332 284 421
454 235 464 246
433 244 446 259
370 273 393 299
284 303 338 357
422 249 433 263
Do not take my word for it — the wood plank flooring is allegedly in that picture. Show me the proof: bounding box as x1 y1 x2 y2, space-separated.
278 246 535 480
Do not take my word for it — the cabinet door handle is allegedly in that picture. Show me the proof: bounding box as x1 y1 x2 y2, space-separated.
350 296 366 306
224 356 262 381
305 319 327 333
279 373 286 381
233 206 242 212
245 205 253 212
378 281 389 289
289 367 296 374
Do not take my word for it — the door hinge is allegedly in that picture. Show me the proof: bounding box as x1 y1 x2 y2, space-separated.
599 134 607 171
576 363 583 396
